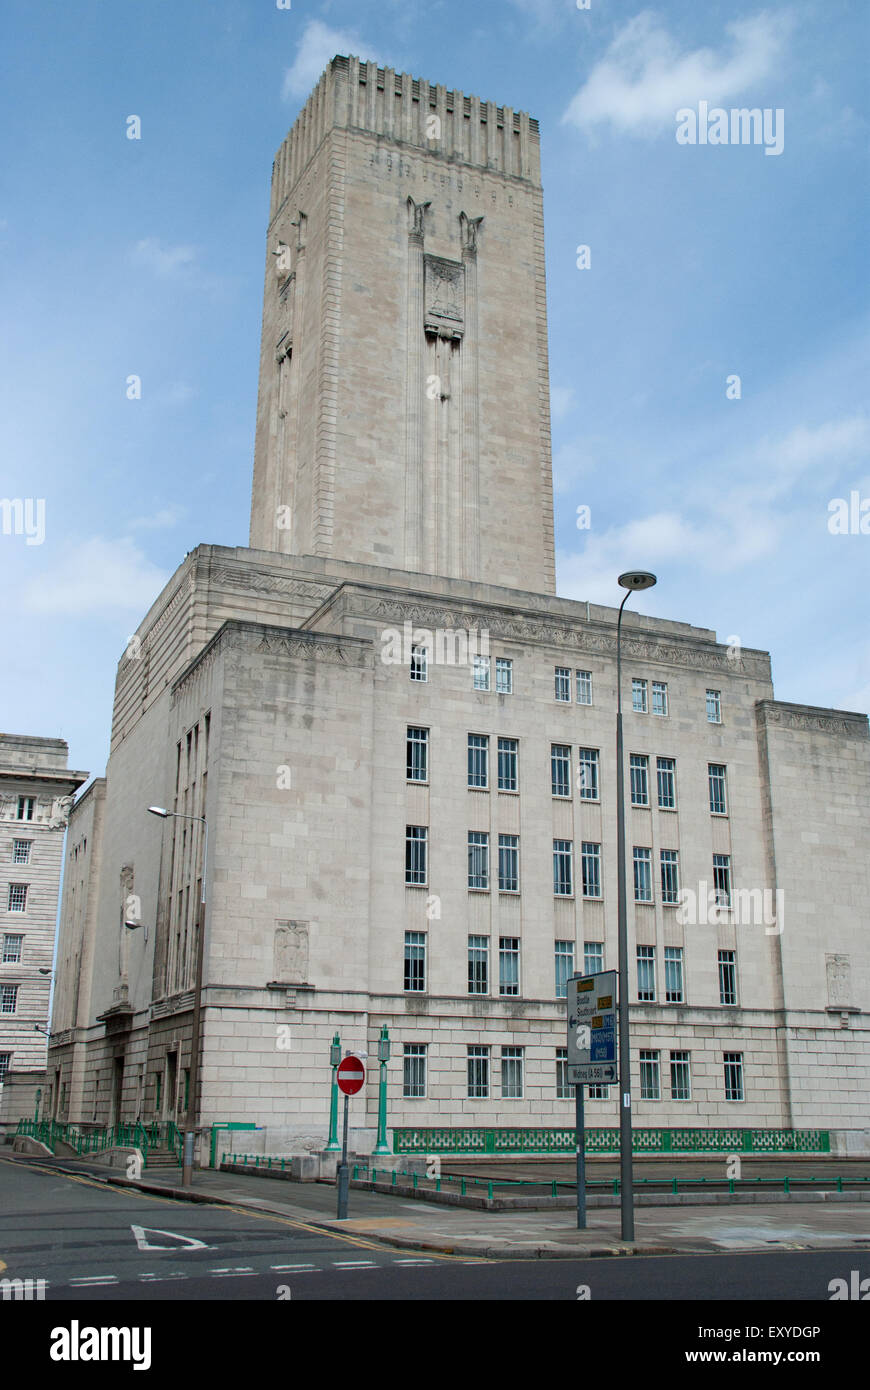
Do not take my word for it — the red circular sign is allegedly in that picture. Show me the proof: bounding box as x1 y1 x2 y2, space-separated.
337 1056 366 1095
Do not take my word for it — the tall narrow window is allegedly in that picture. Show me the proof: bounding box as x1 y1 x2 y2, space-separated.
472 655 490 690
498 834 519 892
708 763 728 815
0 1053 12 1084
406 726 428 782
633 847 652 902
499 937 520 996
468 831 489 890
640 1049 660 1100
584 941 604 975
405 826 427 886
581 842 601 899
467 1045 489 1099
556 1047 571 1099
576 670 593 705
656 757 676 810
553 840 573 897
577 748 599 800
16 797 35 821
410 644 428 682
718 949 737 1005
724 1052 744 1101
713 853 732 908
651 681 668 716
555 940 574 998
403 932 426 992
467 733 489 789
706 689 722 723
630 754 649 806
555 667 571 702
660 849 680 905
670 1051 691 1101
495 658 513 694
501 1046 524 1098
468 936 489 995
7 885 27 913
497 737 518 791
631 679 648 713
664 945 684 1002
551 744 571 798
403 1044 427 1098
636 945 656 1001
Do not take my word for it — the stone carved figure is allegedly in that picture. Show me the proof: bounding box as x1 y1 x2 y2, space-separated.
274 920 309 983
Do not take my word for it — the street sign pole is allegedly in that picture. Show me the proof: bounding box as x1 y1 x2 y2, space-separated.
575 1081 586 1230
336 1093 350 1220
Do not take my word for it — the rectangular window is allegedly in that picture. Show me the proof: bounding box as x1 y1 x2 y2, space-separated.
403 931 426 992
576 670 593 705
724 1052 744 1101
664 944 684 1002
551 743 571 798
588 1083 610 1100
577 747 599 800
410 644 427 682
405 827 428 886
706 689 722 723
584 941 604 975
656 757 676 810
640 1049 660 1100
7 884 27 913
631 679 648 713
556 1047 571 1099
718 949 737 1006
633 847 652 903
16 797 35 821
553 839 573 897
554 940 574 998
0 1053 11 1084
637 944 656 1001
581 842 601 899
468 831 490 890
468 936 489 995
406 726 428 782
708 763 728 815
630 753 649 807
403 1044 427 1099
670 1051 691 1101
467 733 489 789
497 737 518 792
12 840 32 865
0 985 19 1014
501 1046 524 1099
473 655 491 691
498 834 519 892
713 853 732 908
495 658 513 694
2 935 23 964
660 849 680 905
499 937 520 996
652 681 668 716
555 667 571 702
467 1045 489 1099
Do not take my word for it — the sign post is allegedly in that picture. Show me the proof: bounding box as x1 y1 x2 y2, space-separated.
567 970 618 1230
335 1054 366 1220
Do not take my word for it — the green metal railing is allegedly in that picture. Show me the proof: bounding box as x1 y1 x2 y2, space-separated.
15 1117 183 1167
391 1127 831 1155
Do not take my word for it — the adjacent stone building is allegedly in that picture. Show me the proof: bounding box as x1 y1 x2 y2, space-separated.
0 735 87 1132
43 58 870 1157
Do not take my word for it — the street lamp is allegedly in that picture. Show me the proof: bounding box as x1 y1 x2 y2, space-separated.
326 1033 342 1151
615 570 657 1243
147 804 208 1187
373 1024 391 1155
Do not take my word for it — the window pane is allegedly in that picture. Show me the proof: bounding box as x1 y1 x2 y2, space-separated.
660 849 679 904
640 1049 660 1100
709 764 727 815
718 950 737 1005
405 827 427 885
407 727 428 781
584 941 604 975
499 937 520 996
581 842 601 898
631 679 647 713
467 733 489 789
497 737 518 791
403 1044 427 1098
577 748 599 800
630 754 649 807
468 936 489 994
498 834 519 892
554 941 574 998
664 945 684 1002
637 945 655 1001
467 1045 489 1098
652 681 668 716
403 932 426 992
576 670 593 705
473 656 490 690
501 1046 524 1098
495 658 512 694
468 831 489 889
656 757 675 810
553 840 573 896
555 667 571 702
551 744 571 797
633 847 652 902
706 689 721 723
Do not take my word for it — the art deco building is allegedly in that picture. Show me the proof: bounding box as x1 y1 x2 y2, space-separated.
43 58 869 1157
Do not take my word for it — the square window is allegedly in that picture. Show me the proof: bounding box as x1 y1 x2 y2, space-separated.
16 797 35 821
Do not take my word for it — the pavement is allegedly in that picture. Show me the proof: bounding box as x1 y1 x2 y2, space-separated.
83 1162 870 1261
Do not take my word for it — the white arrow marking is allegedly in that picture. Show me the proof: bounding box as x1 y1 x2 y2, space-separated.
131 1224 212 1252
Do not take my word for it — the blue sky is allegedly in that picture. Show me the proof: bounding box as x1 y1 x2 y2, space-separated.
1 0 867 781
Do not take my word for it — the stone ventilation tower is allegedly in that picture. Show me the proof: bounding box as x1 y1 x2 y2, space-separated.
249 55 556 595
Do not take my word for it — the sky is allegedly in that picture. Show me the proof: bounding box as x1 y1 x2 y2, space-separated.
1 0 867 783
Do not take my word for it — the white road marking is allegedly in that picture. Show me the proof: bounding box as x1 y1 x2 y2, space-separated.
393 1259 434 1265
69 1275 118 1286
270 1264 317 1272
209 1266 256 1277
332 1260 376 1268
131 1224 211 1252
139 1272 189 1282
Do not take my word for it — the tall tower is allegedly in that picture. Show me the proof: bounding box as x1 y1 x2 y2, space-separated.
249 55 556 595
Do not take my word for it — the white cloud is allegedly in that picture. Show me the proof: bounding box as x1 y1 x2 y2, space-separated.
130 238 198 278
22 538 170 615
563 9 792 134
128 506 185 531
550 386 576 422
282 20 387 102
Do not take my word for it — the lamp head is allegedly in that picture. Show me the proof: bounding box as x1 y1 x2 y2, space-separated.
147 806 170 818
618 571 657 592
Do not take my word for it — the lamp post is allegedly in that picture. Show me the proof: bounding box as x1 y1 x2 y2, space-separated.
148 805 208 1187
325 1033 341 1151
373 1024 391 1155
615 570 657 1243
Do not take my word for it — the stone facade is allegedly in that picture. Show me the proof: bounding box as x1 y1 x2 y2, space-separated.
42 58 870 1156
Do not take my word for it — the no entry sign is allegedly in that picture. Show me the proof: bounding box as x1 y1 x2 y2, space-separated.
337 1056 366 1095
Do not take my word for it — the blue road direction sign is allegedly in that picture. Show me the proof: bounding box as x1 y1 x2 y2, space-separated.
566 970 618 1085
